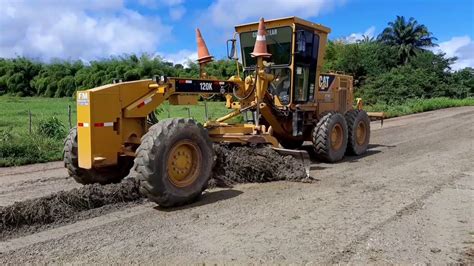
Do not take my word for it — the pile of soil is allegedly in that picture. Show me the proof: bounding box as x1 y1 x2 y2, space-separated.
209 144 312 187
0 179 142 233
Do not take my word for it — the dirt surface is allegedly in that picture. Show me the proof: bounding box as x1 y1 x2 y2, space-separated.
0 162 81 207
0 145 309 239
0 107 473 264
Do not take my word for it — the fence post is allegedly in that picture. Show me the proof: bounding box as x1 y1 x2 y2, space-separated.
204 100 209 121
185 107 191 119
68 105 72 129
28 109 32 134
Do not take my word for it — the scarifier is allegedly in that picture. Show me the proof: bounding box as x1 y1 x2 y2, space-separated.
64 17 379 207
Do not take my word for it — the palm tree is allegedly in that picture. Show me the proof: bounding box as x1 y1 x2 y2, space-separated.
358 35 376 44
378 16 437 64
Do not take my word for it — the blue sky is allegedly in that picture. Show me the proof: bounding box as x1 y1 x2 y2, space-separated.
1 0 473 69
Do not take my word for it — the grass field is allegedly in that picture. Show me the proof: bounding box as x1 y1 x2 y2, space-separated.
0 97 230 135
1 96 473 166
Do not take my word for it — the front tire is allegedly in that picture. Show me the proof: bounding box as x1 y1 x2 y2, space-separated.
134 118 214 207
63 127 132 185
312 112 348 162
345 110 370 155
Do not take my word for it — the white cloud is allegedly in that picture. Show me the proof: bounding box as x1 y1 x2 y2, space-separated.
433 36 474 70
343 26 376 43
136 0 184 8
205 0 347 29
169 6 186 20
136 0 186 21
157 49 197 67
0 0 172 60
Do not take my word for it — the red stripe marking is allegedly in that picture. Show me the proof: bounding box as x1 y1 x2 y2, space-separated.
78 122 84 127
137 102 145 108
94 123 104 127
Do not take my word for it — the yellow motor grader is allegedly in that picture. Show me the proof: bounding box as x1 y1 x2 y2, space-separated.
64 17 372 207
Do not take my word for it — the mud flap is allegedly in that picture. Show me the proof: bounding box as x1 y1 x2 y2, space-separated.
271 147 311 178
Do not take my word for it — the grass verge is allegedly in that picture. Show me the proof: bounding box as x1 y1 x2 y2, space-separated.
364 97 474 118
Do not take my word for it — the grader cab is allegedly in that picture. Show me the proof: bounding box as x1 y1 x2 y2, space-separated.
64 17 372 207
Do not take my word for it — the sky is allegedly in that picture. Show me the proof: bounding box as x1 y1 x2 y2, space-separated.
0 0 473 70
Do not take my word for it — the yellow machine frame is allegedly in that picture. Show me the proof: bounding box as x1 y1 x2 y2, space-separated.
76 17 373 170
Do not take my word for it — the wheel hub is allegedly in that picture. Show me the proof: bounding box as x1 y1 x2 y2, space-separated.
356 121 366 145
331 124 343 150
167 140 201 187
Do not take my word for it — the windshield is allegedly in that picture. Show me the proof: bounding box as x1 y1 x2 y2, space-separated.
240 26 292 67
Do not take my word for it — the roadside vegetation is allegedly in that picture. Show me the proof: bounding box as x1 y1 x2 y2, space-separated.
365 97 474 118
0 16 473 166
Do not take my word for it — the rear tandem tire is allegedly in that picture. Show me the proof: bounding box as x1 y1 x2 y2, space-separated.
134 118 214 207
312 112 348 163
63 127 133 185
345 110 370 155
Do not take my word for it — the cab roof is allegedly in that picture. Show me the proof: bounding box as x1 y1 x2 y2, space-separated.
235 16 331 34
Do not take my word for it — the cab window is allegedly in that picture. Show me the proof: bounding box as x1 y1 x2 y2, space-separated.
240 26 293 67
293 28 319 103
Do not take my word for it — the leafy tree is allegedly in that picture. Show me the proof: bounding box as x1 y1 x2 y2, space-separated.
378 16 437 64
324 41 398 85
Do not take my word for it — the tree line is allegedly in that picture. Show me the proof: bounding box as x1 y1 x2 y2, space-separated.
0 55 236 98
0 16 473 104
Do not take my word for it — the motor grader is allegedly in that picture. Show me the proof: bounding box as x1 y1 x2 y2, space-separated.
64 17 372 207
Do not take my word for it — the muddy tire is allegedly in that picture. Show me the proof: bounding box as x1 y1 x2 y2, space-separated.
63 127 132 185
345 110 370 155
279 139 304 149
312 112 348 162
134 118 214 207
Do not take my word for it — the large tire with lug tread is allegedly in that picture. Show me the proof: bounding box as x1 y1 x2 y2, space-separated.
134 118 214 207
345 110 370 155
279 139 304 149
63 127 133 185
312 112 348 162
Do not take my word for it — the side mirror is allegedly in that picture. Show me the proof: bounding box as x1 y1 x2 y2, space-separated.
226 39 238 60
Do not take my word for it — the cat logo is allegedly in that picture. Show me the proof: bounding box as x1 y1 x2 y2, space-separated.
319 75 335 92
77 92 89 106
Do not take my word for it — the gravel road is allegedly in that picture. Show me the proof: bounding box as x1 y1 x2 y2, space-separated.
0 107 473 264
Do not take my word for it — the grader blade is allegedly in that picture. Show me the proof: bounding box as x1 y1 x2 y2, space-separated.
272 148 311 178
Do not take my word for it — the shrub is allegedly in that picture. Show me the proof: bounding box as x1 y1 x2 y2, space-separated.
0 128 12 142
0 133 63 167
37 117 66 139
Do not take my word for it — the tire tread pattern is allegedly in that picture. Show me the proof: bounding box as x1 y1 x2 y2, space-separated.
134 118 213 207
311 112 348 162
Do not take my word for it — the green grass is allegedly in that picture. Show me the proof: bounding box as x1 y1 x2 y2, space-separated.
155 101 232 122
364 97 474 118
1 96 473 167
0 97 229 135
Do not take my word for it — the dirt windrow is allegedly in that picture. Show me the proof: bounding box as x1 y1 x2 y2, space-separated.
209 144 311 187
0 145 311 237
0 179 142 235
